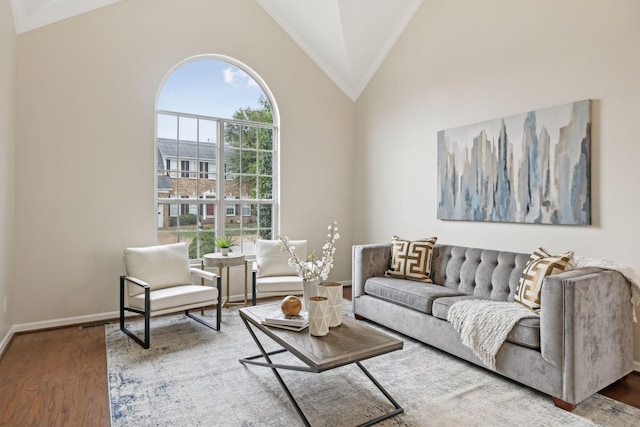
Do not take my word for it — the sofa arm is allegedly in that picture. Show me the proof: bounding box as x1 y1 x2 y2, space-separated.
540 267 634 404
352 243 392 298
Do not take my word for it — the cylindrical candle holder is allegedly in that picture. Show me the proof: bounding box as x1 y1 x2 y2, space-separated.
319 282 343 327
308 296 329 337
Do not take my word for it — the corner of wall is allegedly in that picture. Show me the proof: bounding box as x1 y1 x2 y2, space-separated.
0 0 17 341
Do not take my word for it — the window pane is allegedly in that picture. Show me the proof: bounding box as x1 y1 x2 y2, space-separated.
258 204 274 240
257 176 273 199
179 116 198 142
191 228 216 259
257 151 272 175
242 125 257 149
157 114 178 140
225 123 241 146
241 150 256 174
198 119 217 144
242 176 257 198
258 127 273 150
225 148 241 174
157 231 179 245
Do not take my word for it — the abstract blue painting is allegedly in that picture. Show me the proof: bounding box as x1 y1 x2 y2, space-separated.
437 100 591 225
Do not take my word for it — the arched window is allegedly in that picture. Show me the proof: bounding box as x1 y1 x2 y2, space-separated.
156 56 278 259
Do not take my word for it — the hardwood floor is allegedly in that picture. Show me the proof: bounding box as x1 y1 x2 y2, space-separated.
0 325 111 427
1 293 638 426
600 372 640 408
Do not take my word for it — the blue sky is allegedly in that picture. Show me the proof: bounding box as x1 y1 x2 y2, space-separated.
156 59 266 140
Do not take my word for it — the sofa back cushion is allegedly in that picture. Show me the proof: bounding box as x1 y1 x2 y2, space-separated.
430 244 530 301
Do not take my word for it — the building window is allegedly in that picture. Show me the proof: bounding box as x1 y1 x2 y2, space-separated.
155 57 278 259
199 162 214 179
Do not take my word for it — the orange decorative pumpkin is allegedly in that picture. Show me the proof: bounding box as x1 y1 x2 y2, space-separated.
281 295 302 316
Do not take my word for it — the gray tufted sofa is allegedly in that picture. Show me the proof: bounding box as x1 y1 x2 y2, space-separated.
352 243 634 410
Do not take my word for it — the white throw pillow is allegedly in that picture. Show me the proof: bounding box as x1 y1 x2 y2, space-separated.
124 242 192 294
256 240 307 278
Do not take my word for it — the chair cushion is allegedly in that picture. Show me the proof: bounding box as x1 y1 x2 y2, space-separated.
432 295 541 349
256 240 307 278
385 236 438 283
124 243 192 295
128 284 218 312
364 276 464 314
256 276 304 293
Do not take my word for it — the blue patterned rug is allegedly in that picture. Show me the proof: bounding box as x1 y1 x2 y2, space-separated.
107 306 640 426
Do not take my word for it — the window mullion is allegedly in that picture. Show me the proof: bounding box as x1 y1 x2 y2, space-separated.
216 120 225 237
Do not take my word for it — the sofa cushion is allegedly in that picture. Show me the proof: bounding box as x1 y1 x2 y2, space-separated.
515 247 573 313
385 236 438 283
364 276 464 314
430 245 531 300
432 295 541 349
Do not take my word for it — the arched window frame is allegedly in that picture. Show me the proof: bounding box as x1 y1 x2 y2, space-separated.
155 55 279 259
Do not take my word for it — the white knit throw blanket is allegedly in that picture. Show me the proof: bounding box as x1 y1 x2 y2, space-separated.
447 300 539 371
571 255 640 323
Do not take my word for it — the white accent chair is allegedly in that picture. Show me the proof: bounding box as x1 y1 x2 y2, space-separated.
252 240 307 305
120 242 222 349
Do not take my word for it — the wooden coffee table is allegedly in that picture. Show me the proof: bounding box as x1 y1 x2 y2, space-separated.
239 303 404 427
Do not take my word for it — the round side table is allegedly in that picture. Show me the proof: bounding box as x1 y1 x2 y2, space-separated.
203 252 248 307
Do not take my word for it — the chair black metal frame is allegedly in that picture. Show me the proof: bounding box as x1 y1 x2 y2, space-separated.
119 274 222 349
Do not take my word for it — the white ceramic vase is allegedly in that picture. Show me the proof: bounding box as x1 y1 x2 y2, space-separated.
308 296 329 337
302 279 320 311
319 282 343 327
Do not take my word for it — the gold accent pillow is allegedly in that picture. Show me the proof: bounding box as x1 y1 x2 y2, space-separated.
515 247 574 313
385 236 438 283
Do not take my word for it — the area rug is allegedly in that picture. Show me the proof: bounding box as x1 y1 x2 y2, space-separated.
106 305 640 426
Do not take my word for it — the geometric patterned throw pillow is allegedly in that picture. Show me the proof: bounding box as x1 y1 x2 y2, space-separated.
514 247 574 313
385 236 438 283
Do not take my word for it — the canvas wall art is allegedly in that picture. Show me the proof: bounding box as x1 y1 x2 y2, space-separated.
437 100 591 225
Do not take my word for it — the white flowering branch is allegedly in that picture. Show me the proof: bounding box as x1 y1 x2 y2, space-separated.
277 221 340 281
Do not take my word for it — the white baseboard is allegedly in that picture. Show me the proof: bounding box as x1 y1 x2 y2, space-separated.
0 311 120 356
11 311 121 334
634 360 640 373
0 325 17 356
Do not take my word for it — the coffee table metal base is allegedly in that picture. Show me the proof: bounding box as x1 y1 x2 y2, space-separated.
239 317 403 427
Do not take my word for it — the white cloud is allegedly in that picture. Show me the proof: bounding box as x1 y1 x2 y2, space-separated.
223 67 259 88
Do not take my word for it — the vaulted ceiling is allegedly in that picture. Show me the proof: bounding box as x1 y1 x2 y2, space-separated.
10 0 423 101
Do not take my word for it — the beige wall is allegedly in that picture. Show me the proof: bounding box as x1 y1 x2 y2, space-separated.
355 0 640 362
13 0 354 326
0 0 16 341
